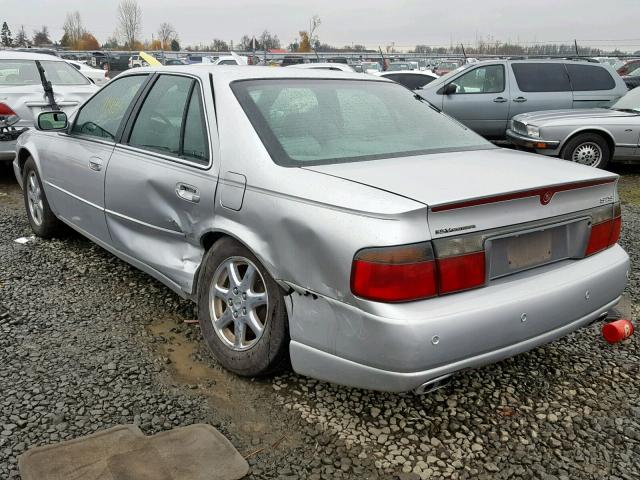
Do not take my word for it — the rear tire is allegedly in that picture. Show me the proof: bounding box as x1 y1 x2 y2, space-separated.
561 133 610 169
197 237 290 377
22 158 63 238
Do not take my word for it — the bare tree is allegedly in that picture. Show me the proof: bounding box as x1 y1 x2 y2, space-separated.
117 0 142 50
157 22 175 49
63 11 84 48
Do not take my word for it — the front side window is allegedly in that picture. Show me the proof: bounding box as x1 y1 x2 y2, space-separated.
452 65 504 94
72 75 148 140
566 64 616 91
232 79 492 166
512 63 571 92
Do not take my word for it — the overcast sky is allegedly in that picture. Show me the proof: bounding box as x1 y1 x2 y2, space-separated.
1 0 639 51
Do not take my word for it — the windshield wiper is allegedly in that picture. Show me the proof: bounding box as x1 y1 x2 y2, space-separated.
35 60 60 111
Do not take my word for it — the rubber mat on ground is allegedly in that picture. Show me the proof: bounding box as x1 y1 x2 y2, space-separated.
19 424 249 480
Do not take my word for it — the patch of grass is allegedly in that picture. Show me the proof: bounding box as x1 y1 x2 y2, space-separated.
618 176 640 206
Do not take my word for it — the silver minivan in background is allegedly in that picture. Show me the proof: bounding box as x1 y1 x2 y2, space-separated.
418 59 628 139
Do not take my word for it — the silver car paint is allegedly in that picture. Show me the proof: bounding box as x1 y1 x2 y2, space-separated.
14 66 630 392
0 51 98 161
418 60 627 138
508 108 640 160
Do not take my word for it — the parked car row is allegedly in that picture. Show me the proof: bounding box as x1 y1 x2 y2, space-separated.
8 65 629 393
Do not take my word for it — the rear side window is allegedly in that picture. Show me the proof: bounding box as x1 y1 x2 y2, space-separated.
72 75 147 140
182 87 209 163
512 63 571 92
566 64 616 91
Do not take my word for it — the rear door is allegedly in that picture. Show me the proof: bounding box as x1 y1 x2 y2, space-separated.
508 62 573 118
441 63 509 138
41 74 149 244
104 73 217 291
566 63 620 108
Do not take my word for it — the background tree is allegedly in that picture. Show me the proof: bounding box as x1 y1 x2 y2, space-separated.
258 30 280 50
238 35 253 51
103 35 120 49
117 0 142 50
77 32 100 50
1 22 13 47
297 31 311 52
157 22 175 50
62 11 84 49
211 39 229 51
170 38 180 51
32 26 51 46
15 26 30 47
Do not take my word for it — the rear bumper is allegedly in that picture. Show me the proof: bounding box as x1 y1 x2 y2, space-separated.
506 129 561 155
288 245 629 392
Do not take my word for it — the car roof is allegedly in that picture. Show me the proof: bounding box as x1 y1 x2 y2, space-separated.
124 65 383 83
0 50 65 61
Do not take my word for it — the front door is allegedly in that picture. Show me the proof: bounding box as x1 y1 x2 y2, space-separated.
104 73 216 292
441 64 509 138
41 74 149 243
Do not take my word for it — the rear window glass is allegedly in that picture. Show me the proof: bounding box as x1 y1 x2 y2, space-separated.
40 60 90 85
512 63 571 92
232 79 492 167
0 60 40 85
566 64 616 91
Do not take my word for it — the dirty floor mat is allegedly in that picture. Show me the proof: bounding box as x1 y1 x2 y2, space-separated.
19 424 249 480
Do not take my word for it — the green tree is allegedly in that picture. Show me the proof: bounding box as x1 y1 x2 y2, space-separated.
1 22 13 47
15 25 29 47
170 38 180 51
32 26 51 46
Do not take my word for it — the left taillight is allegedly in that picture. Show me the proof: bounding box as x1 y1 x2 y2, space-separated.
0 102 19 128
585 202 622 256
351 242 438 302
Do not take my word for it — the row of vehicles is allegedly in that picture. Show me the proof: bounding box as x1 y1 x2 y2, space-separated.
4 62 629 393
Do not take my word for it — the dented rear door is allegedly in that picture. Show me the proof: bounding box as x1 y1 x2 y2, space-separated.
104 73 216 293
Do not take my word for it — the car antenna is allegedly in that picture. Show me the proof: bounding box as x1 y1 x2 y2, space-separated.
379 46 386 71
460 43 467 62
35 61 60 111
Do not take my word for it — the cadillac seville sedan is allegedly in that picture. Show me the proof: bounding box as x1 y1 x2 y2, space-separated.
13 66 629 393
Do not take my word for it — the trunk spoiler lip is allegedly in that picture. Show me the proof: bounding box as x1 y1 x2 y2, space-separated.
431 177 617 213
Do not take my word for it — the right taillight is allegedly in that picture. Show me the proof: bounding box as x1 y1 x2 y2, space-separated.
585 202 621 256
0 102 19 128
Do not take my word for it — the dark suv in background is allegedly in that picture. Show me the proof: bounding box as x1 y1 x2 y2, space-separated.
418 59 628 139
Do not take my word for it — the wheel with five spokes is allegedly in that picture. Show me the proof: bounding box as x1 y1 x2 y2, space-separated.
22 157 63 238
197 237 290 376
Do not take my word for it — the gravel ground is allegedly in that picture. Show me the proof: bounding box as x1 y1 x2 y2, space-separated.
1 162 639 479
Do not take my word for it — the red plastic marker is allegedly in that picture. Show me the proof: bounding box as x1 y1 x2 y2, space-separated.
601 319 634 344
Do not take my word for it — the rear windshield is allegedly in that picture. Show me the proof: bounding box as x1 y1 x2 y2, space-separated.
0 59 89 86
232 79 492 166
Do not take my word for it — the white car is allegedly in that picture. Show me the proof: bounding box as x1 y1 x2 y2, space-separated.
287 62 356 73
66 60 109 86
212 54 248 66
128 55 148 69
374 70 439 91
0 51 98 162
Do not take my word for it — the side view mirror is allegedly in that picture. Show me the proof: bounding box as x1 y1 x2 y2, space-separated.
37 111 68 131
443 83 458 95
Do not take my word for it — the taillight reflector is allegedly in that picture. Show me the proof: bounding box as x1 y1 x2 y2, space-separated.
351 260 437 302
437 251 486 294
0 102 16 115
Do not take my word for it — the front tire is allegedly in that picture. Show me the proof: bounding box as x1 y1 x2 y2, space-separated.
561 133 610 169
197 237 290 377
22 158 63 238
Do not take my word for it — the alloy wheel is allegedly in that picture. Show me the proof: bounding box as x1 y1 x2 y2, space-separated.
27 171 44 226
209 256 269 351
571 142 603 167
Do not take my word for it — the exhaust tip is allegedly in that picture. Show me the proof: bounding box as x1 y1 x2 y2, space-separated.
414 374 452 395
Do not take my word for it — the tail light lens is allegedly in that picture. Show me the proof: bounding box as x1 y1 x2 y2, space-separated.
0 102 19 127
351 242 437 302
586 202 622 256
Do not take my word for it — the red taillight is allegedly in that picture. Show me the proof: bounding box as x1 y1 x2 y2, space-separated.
351 242 437 302
0 103 16 115
437 251 486 294
585 203 621 256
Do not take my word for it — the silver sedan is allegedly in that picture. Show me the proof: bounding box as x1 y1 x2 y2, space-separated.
507 87 640 168
13 66 629 392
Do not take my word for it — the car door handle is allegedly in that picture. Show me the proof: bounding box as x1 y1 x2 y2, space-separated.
88 157 103 171
513 97 527 103
175 183 200 203
493 97 508 103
